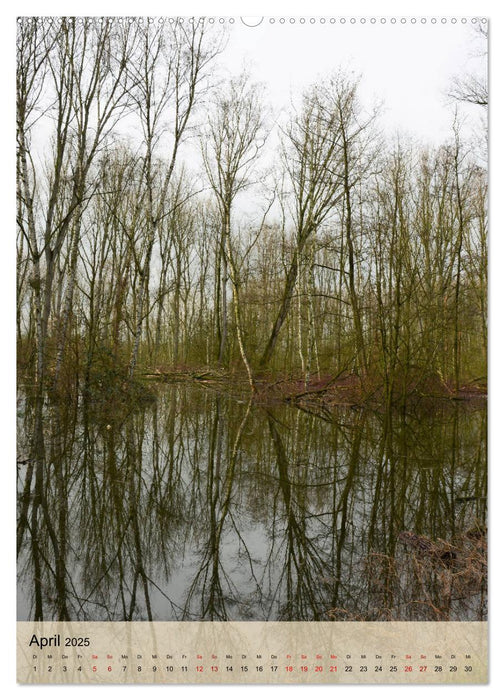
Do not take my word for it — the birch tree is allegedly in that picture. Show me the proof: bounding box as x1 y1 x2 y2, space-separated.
202 74 266 388
260 73 377 368
126 19 224 378
17 18 138 390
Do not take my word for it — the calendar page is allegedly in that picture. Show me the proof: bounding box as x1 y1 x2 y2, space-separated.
16 14 488 684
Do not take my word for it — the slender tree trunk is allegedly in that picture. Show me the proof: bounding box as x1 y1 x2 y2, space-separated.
18 128 44 384
260 246 303 367
128 238 154 378
218 240 228 365
53 211 82 390
453 151 465 392
342 136 367 374
223 211 255 392
173 259 181 364
297 273 306 380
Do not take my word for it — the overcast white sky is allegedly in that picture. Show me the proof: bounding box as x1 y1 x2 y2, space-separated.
220 18 486 144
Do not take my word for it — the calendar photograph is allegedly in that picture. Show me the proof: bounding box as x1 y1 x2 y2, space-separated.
16 14 488 684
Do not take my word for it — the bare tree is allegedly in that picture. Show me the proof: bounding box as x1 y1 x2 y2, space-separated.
448 22 488 107
259 84 344 367
126 19 225 378
321 75 379 374
202 73 267 389
260 73 377 370
17 18 138 390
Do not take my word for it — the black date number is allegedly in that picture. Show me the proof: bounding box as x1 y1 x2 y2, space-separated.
65 637 90 647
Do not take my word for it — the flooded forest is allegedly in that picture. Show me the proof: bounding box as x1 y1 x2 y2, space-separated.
17 18 487 622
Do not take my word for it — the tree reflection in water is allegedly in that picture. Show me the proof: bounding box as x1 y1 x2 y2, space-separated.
17 384 487 622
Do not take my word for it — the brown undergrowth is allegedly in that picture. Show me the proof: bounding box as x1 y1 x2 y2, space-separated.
326 525 487 621
141 366 486 411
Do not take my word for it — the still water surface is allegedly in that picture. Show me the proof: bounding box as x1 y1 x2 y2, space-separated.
17 384 487 622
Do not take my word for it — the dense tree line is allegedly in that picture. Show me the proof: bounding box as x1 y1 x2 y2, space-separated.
17 18 487 400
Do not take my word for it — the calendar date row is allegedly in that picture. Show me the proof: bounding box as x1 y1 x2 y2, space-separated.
31 662 475 674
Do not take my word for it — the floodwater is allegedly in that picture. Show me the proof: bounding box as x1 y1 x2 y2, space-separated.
17 383 487 622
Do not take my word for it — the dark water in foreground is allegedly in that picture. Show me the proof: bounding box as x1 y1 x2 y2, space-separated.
17 383 487 622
